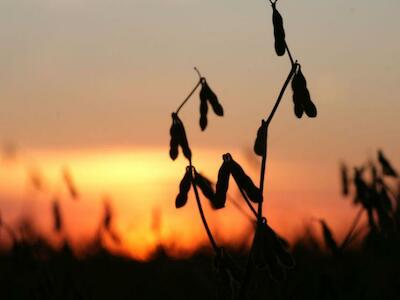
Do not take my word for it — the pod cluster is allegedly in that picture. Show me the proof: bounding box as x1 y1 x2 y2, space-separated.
272 2 286 56
199 78 224 131
291 65 317 118
175 167 223 210
169 113 192 161
252 218 295 281
215 154 262 209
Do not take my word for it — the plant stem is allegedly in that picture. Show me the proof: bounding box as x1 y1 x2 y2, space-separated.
258 64 297 218
190 165 219 253
237 187 258 218
285 42 295 66
175 81 201 114
238 65 297 300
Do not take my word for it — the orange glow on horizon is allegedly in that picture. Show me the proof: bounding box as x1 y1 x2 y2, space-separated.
0 146 359 260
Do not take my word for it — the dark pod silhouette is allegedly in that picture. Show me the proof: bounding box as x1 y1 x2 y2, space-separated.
194 171 220 209
272 2 286 56
340 163 349 196
175 167 192 208
199 97 208 131
199 78 223 130
291 66 317 118
52 199 62 233
230 156 262 203
169 113 192 161
254 120 268 156
169 115 180 160
215 154 232 209
378 150 398 177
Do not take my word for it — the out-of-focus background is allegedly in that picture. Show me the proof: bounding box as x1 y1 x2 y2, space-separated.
1 0 399 259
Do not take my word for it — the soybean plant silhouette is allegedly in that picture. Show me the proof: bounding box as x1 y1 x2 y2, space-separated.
168 1 316 298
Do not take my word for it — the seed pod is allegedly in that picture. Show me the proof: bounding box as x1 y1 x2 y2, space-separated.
194 171 220 209
302 89 317 118
200 78 224 116
199 97 208 131
319 220 339 255
215 154 232 209
272 3 286 56
291 71 304 118
254 120 268 156
169 115 180 160
102 199 113 231
171 113 192 161
230 157 262 203
378 150 398 177
340 163 349 196
62 167 79 200
175 167 192 208
291 66 317 118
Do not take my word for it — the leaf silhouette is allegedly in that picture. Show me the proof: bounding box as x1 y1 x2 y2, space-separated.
378 150 398 177
254 120 268 156
175 167 192 208
272 2 286 56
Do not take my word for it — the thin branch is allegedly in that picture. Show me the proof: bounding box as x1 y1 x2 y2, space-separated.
237 187 258 218
190 166 220 253
175 81 201 114
285 42 295 66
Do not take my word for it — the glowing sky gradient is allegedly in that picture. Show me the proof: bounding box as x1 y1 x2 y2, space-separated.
0 0 399 258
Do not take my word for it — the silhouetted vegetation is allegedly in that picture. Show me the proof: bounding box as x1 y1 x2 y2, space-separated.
0 150 399 299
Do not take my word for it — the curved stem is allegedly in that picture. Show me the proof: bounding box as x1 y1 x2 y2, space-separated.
175 81 201 114
190 165 219 253
194 67 202 80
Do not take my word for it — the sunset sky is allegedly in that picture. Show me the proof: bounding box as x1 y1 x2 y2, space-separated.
0 0 399 259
